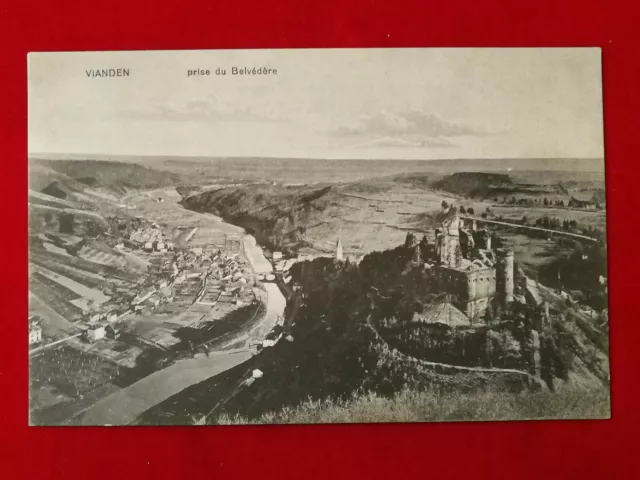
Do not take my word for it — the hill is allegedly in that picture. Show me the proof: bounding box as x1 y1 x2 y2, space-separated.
431 172 514 197
31 153 605 184
29 158 195 195
181 183 349 254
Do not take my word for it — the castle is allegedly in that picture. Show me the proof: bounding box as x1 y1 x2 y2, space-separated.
421 203 516 320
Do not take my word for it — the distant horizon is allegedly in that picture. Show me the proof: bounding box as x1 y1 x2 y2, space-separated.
28 151 604 162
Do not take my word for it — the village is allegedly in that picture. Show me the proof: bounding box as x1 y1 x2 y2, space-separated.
30 222 256 349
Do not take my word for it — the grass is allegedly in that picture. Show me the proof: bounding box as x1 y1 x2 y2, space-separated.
216 386 610 425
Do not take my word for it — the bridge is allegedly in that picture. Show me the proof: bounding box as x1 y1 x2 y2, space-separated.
459 216 599 243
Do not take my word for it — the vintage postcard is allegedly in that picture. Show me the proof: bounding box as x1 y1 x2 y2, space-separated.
28 48 609 426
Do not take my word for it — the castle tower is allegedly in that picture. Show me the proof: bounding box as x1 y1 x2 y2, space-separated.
496 249 514 304
336 237 343 261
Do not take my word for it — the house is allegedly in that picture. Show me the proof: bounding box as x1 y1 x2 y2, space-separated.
106 312 119 323
85 325 106 342
147 294 162 307
105 324 120 340
133 286 157 305
273 251 283 261
160 286 174 302
144 242 153 252
29 323 42 345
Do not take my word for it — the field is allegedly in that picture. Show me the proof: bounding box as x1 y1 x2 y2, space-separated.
29 343 141 425
29 273 85 323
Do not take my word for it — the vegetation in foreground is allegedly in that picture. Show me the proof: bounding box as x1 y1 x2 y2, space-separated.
217 386 610 425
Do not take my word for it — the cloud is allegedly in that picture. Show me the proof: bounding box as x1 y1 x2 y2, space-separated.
350 136 455 149
334 109 485 139
122 94 275 123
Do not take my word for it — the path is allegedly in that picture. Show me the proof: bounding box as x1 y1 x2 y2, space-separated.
365 315 542 385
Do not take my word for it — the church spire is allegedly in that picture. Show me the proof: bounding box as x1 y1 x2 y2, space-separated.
336 237 344 261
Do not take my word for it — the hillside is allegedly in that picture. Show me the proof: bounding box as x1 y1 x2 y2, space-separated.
182 183 354 254
431 172 514 197
430 171 606 209
29 158 196 196
217 386 610 424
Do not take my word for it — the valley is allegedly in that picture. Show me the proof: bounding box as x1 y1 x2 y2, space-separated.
28 156 609 425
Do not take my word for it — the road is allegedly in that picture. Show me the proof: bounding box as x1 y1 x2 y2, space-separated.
79 349 252 425
460 216 598 242
77 189 286 425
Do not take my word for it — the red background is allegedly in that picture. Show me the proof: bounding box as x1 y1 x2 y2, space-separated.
2 1 638 478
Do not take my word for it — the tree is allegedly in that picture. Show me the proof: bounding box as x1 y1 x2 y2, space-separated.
467 207 475 215
543 197 549 206
521 215 528 225
441 200 449 210
419 235 429 256
459 206 466 214
484 303 495 325
410 245 423 264
404 232 417 249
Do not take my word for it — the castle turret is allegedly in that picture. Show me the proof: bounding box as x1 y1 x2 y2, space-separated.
336 237 343 261
496 249 514 304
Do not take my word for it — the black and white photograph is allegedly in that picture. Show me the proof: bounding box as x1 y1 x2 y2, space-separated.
27 48 609 426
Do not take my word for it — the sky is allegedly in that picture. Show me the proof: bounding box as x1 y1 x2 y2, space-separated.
28 48 604 160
